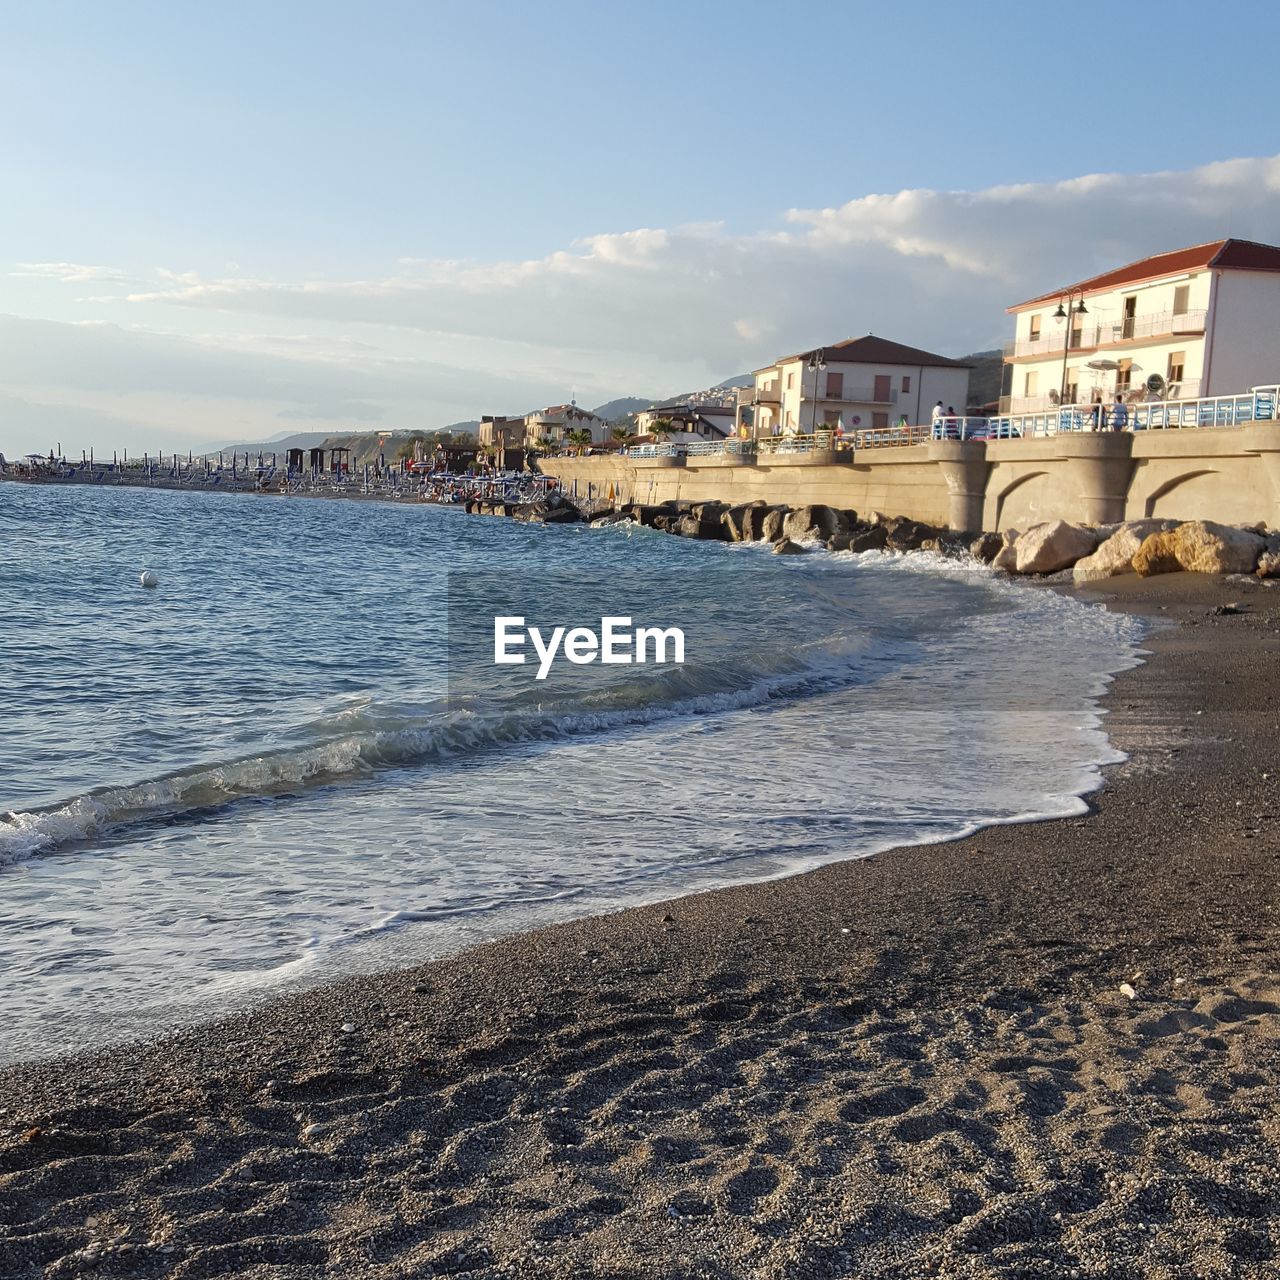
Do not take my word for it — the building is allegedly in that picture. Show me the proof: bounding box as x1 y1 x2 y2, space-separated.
749 335 971 437
523 404 608 450
1004 238 1280 413
478 416 526 469
634 403 735 442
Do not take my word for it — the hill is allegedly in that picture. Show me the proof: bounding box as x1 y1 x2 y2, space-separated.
590 397 655 423
961 350 1005 408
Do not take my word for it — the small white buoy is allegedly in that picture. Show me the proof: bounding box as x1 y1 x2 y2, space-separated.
139 569 159 589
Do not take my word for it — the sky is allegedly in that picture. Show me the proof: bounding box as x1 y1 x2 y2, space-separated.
4 0 1280 455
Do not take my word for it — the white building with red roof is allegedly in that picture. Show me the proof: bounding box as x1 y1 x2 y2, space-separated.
751 334 971 437
1004 239 1280 413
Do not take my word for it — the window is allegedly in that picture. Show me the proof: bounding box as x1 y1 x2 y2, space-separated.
823 409 840 426
1028 314 1041 341
1024 371 1039 397
825 371 843 399
901 375 911 393
1069 313 1085 349
1173 285 1190 316
1121 295 1137 339
786 372 795 391
1168 351 1186 383
1065 377 1079 403
872 412 889 429
1117 358 1133 393
873 374 891 401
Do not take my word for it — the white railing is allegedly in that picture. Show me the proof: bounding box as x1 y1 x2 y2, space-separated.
988 385 1277 439
1010 309 1209 357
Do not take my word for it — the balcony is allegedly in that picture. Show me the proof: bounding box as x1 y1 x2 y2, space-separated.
753 381 781 402
808 387 899 405
1009 309 1207 358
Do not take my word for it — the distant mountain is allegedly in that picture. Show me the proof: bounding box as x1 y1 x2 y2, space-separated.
960 350 1005 408
712 374 752 390
590 396 656 423
197 428 334 454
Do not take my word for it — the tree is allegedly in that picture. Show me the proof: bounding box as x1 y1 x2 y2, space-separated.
565 427 593 455
650 417 676 440
610 425 630 446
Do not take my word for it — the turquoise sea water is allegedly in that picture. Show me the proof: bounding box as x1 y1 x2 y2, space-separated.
0 484 1143 1062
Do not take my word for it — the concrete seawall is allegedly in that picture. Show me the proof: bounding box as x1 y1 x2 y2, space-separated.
540 421 1280 531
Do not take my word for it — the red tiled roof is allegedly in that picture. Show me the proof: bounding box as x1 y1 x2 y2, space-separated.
777 334 969 368
1009 238 1280 310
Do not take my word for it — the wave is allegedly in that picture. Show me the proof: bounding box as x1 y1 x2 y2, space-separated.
0 628 897 867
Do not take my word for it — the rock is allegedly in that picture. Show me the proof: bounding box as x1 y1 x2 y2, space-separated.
672 514 727 540
625 503 678 528
721 504 754 542
1257 537 1280 578
1072 520 1174 582
690 501 729 525
969 532 1003 564
772 538 807 555
1013 521 1098 574
847 526 890 552
1119 983 1138 1000
1133 530 1182 576
1168 520 1264 574
885 517 943 552
761 507 789 543
782 504 846 543
991 529 1020 572
1137 520 1265 576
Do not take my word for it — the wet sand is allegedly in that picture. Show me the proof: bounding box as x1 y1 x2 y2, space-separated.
2 572 1278 1279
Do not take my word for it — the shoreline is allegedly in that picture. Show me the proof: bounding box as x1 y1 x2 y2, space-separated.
2 572 1279 1278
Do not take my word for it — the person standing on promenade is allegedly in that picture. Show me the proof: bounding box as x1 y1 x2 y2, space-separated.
1110 397 1129 431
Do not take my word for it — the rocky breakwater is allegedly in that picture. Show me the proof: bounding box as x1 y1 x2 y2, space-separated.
982 518 1280 582
463 494 1280 584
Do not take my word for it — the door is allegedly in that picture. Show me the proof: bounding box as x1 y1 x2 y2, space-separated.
873 374 891 402
1122 295 1137 340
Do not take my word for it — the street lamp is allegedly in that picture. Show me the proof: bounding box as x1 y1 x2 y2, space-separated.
1055 291 1088 405
807 347 827 435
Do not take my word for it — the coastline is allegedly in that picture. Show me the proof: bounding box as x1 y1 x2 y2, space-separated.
2 573 1278 1278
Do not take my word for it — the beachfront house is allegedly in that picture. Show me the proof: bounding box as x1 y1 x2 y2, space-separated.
634 403 735 442
749 335 971 437
1004 238 1280 413
478 416 526 470
523 404 608 451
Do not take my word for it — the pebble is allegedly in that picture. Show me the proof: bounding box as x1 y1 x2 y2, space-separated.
340 1023 356 1034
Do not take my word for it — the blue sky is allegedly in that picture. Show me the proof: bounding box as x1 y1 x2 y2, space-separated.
4 0 1280 453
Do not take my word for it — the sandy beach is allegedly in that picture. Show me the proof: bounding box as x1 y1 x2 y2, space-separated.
1 571 1277 1279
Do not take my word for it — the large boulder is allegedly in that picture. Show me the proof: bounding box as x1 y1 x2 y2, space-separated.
1072 520 1175 582
672 514 728 541
782 504 847 543
772 538 808 555
690 501 730 525
970 531 1003 564
761 507 789 543
722 502 771 542
626 503 679 528
991 529 1021 572
884 517 944 552
1133 530 1182 576
1013 521 1098 574
1167 520 1265 575
1257 534 1280 578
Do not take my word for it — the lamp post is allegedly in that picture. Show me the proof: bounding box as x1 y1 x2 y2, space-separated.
807 347 827 435
1055 291 1089 406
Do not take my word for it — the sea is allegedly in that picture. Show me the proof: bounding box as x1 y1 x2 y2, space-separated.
0 483 1144 1064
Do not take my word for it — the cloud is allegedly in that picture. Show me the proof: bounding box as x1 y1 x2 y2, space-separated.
65 153 1280 367
11 262 132 285
6 154 1280 456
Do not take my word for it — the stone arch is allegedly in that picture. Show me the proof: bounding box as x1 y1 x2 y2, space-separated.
1140 469 1220 520
992 470 1050 531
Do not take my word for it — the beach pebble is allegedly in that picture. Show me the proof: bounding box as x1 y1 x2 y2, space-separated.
1119 982 1138 1000
340 1022 356 1033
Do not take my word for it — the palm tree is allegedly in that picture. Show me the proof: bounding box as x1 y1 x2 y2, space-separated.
610 425 630 447
565 427 593 455
650 417 676 441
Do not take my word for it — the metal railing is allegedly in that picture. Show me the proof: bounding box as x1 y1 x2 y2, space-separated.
989 385 1277 438
1009 309 1208 357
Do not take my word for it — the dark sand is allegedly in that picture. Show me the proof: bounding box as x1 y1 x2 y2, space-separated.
2 573 1278 1279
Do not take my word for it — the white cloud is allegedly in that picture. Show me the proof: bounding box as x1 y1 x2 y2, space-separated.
6 154 1280 456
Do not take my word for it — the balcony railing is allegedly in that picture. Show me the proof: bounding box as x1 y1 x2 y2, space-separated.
1009 309 1208 358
